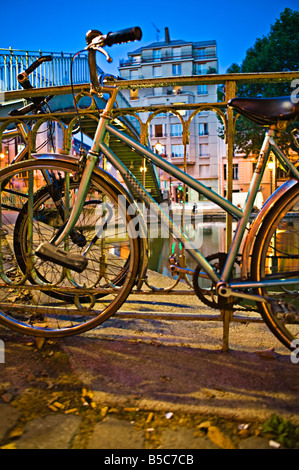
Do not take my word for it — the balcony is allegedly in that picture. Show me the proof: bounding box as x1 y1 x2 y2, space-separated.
170 155 195 165
119 50 216 68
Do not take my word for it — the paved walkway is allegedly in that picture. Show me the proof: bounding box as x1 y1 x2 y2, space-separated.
0 270 298 450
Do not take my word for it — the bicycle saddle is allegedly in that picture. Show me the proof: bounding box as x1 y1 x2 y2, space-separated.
228 96 299 126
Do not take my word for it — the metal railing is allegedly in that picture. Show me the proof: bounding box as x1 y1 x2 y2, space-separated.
0 48 103 92
1 70 299 349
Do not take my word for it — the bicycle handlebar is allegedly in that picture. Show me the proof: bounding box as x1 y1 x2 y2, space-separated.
86 26 142 92
9 56 53 116
17 56 53 90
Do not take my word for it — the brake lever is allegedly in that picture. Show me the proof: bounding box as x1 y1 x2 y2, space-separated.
86 41 112 63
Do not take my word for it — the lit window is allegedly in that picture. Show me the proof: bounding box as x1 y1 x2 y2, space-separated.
130 89 138 100
173 86 182 94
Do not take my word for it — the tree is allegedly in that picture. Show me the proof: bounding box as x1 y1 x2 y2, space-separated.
224 8 299 157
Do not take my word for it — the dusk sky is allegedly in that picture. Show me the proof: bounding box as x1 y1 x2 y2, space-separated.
0 0 298 75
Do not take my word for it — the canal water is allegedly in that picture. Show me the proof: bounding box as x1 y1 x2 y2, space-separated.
147 219 230 277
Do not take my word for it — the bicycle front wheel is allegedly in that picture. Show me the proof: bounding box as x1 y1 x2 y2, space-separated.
251 182 299 350
0 158 140 337
13 179 131 303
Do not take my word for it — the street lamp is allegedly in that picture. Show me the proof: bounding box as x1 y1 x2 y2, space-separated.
154 141 163 154
0 153 5 169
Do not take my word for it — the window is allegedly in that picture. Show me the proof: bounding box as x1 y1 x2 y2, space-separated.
172 64 181 75
173 47 181 58
130 69 138 79
197 85 208 95
153 49 161 61
199 144 209 157
171 124 182 136
153 65 162 77
154 124 164 138
195 63 207 75
206 47 216 58
130 89 138 100
224 164 239 180
199 123 208 136
195 49 206 59
171 144 184 158
153 87 163 95
132 55 141 63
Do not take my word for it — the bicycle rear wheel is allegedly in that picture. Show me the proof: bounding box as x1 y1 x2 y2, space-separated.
251 183 299 350
0 158 140 337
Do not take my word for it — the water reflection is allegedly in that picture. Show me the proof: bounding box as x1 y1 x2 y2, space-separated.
148 220 229 276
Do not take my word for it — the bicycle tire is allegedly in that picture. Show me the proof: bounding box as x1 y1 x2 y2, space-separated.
0 158 140 337
251 182 299 350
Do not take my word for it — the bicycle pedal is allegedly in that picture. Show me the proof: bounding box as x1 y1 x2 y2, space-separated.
35 242 88 273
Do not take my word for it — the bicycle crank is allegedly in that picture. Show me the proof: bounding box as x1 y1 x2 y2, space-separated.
192 253 236 310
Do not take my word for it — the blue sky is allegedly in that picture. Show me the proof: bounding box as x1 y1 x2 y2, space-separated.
0 0 298 75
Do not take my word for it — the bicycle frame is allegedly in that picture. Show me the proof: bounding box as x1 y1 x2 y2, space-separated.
36 84 299 303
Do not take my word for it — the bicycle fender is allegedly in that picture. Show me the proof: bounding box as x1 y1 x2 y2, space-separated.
242 178 299 278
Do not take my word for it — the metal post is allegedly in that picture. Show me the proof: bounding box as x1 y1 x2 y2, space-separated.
221 80 237 352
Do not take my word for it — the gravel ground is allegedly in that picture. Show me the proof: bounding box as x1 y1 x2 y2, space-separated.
0 270 298 450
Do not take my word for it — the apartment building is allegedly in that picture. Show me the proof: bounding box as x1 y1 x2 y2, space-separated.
118 28 219 203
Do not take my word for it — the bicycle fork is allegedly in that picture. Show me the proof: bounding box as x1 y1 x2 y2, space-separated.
35 87 118 272
35 152 98 273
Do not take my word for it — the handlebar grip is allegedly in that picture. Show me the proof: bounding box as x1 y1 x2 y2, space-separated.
17 55 53 91
105 27 142 46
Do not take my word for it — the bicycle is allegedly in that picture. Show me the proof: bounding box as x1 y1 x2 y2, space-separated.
0 26 298 352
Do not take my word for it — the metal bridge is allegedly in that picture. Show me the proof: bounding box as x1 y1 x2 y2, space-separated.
0 48 161 201
0 48 99 91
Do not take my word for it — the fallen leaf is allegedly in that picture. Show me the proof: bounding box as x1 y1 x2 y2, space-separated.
207 426 236 449
9 427 23 439
65 408 78 414
53 401 64 409
146 412 154 424
35 337 45 350
1 393 13 403
100 406 109 417
255 347 279 360
198 420 211 430
1 443 16 449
